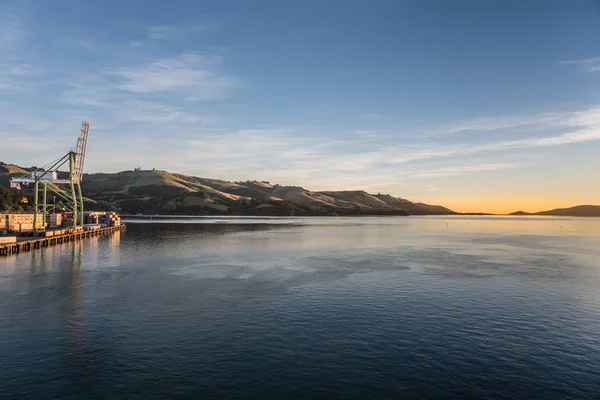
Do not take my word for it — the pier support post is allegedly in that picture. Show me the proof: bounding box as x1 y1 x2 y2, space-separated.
43 184 47 228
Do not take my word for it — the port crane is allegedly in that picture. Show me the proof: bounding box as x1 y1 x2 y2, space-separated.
10 122 90 229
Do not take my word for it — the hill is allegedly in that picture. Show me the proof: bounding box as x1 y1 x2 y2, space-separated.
0 163 29 175
0 163 456 216
0 163 34 212
537 205 600 217
510 205 600 217
509 211 531 216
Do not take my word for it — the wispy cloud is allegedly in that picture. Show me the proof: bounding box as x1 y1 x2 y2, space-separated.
557 56 600 72
62 83 210 126
389 126 600 164
109 52 236 99
430 113 560 135
116 100 210 124
363 113 383 121
354 130 388 139
0 13 24 50
0 13 41 91
60 50 235 130
62 82 113 107
0 61 40 91
412 162 526 178
0 115 81 161
428 106 600 137
147 24 206 40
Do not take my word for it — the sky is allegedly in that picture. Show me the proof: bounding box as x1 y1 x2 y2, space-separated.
1 0 600 213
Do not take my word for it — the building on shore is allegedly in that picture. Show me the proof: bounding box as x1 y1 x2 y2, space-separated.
0 211 121 236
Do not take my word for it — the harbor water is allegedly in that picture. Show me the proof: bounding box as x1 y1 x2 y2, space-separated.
1 216 600 399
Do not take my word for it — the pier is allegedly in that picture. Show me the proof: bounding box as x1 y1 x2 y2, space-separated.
0 225 126 257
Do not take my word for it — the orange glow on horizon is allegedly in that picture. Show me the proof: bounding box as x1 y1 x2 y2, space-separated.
414 195 598 215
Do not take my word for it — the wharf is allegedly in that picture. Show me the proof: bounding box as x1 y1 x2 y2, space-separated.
0 225 126 257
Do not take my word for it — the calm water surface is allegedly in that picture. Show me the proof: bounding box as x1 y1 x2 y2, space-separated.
2 216 600 399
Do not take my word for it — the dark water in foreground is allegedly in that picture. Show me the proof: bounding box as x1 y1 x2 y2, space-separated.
2 216 600 399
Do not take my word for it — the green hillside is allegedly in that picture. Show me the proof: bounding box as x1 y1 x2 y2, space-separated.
1 163 456 216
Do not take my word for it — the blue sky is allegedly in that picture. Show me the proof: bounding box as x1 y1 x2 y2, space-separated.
2 0 600 212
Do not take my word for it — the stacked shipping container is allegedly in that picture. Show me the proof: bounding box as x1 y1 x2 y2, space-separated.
0 211 122 233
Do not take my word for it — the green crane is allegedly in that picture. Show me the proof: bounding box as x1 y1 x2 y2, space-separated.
10 122 90 230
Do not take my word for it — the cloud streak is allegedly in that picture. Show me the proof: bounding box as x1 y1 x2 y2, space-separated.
412 162 526 178
430 106 600 136
0 61 40 91
147 24 206 40
557 56 600 72
60 50 235 131
109 52 236 99
0 14 41 91
389 127 600 164
429 113 560 135
0 13 24 50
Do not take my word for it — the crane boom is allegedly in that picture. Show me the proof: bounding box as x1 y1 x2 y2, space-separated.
73 121 90 182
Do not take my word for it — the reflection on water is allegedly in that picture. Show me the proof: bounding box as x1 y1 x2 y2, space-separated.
2 216 600 399
66 243 85 375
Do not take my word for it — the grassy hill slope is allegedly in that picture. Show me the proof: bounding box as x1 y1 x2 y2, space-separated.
1 163 456 216
510 205 600 217
536 205 600 217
